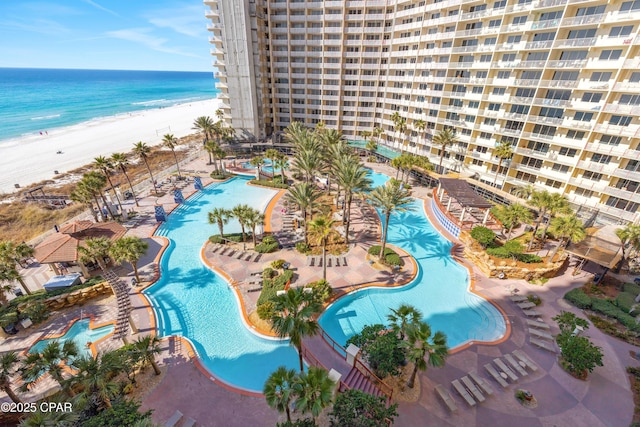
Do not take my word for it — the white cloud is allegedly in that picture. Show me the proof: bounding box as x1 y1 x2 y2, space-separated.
82 0 119 17
0 18 71 35
147 5 204 38
106 28 201 58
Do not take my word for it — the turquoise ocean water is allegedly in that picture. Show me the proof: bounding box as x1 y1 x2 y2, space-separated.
0 68 219 143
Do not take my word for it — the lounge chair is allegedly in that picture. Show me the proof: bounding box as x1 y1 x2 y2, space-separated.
452 379 476 406
182 417 196 427
530 337 556 353
164 410 183 427
341 256 347 266
461 376 485 402
504 354 528 377
306 257 314 267
512 349 539 372
493 358 518 382
236 251 246 259
517 302 536 310
253 254 262 262
434 384 458 412
529 328 554 341
510 295 528 303
525 319 550 330
484 364 508 388
522 309 542 317
334 257 341 267
469 372 494 396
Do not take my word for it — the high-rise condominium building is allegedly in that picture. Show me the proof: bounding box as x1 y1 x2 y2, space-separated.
205 0 640 224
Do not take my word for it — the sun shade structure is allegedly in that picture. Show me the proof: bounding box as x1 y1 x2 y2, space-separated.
34 221 126 277
438 179 493 209
565 225 623 270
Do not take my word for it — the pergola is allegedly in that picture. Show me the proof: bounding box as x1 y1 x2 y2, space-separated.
565 225 623 272
436 178 494 226
34 221 126 278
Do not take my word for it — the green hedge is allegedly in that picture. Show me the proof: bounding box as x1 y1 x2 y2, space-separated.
209 233 245 244
470 226 496 247
367 245 404 266
255 236 279 253
249 179 288 189
257 269 293 305
616 291 638 314
564 288 592 309
590 297 640 332
624 283 640 296
295 242 310 254
518 254 543 263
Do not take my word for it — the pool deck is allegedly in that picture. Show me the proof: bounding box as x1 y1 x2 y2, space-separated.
1 155 637 426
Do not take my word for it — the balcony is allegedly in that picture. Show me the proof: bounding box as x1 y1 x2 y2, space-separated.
547 59 588 68
514 147 550 159
513 163 543 175
571 178 608 193
553 38 596 49
576 160 617 175
603 186 640 201
594 123 640 138
612 168 640 181
561 13 604 26
597 204 638 222
602 104 640 116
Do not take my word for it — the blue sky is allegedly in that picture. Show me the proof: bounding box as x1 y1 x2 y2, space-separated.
0 0 212 71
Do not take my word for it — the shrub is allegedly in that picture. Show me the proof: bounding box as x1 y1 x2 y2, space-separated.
470 226 496 248
307 279 333 302
273 269 293 288
209 233 244 244
591 298 621 318
624 283 640 296
249 179 288 189
527 294 542 306
346 324 405 378
486 246 510 258
271 259 286 270
564 288 592 309
83 400 153 427
24 302 49 324
330 389 399 427
295 242 310 254
367 245 394 257
616 291 638 314
517 254 543 263
255 236 279 253
209 235 223 244
210 172 228 180
257 302 274 320
386 254 402 266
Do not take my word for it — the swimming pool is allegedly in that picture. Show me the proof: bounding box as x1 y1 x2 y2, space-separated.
240 159 286 174
319 198 507 348
29 319 114 358
143 176 300 393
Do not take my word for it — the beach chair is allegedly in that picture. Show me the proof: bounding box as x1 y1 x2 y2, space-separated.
484 364 508 388
504 354 528 377
461 376 485 402
434 384 458 413
493 358 518 382
164 410 183 427
530 337 556 353
452 379 476 406
512 349 539 372
522 309 542 317
182 417 196 427
510 295 528 303
525 319 550 330
341 256 347 266
253 254 262 262
517 302 536 310
469 372 494 396
529 328 554 341
334 257 341 267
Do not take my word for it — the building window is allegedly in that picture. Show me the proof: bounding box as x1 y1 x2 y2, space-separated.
600 135 622 145
606 196 639 212
583 171 602 181
574 188 593 197
610 115 633 126
552 164 570 173
582 92 603 103
620 0 640 12
610 25 634 37
559 147 577 157
512 16 527 25
591 154 611 164
567 130 585 139
546 179 562 188
574 112 593 121
591 72 612 82
599 49 623 60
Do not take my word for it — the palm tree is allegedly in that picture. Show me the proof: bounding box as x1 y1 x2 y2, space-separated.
78 237 112 271
231 204 251 243
335 162 372 244
71 183 99 222
501 203 534 240
616 224 640 268
393 116 408 152
270 287 322 372
204 140 218 169
208 208 231 240
360 130 372 155
492 140 514 186
265 149 280 181
365 139 378 157
21 340 79 396
94 156 123 215
0 351 22 403
540 193 571 243
547 214 586 262
245 208 265 247
432 128 459 174
111 152 139 207
368 180 414 262
0 241 33 295
308 216 337 280
274 152 288 184
19 404 79 427
372 126 384 148
402 321 448 388
192 116 215 145
264 366 297 423
132 142 158 196
293 366 334 421
109 237 149 283
83 171 115 220
214 143 227 174
71 352 121 409
526 190 552 251
134 335 162 376
512 184 535 201
250 156 265 178
162 134 182 179
387 304 423 340
292 148 321 183
285 183 321 244
390 156 404 180
414 119 426 152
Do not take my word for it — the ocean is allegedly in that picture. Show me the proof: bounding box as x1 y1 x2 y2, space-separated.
0 68 219 143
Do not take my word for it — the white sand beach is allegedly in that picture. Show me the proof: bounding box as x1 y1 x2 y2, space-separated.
0 98 222 194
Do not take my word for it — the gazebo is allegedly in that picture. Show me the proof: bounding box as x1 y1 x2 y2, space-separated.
565 225 624 275
34 221 126 278
435 178 498 229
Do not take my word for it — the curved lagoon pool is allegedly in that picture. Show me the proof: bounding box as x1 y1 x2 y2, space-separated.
29 319 114 358
319 198 506 348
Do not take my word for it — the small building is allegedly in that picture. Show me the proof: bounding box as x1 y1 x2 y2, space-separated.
34 221 126 278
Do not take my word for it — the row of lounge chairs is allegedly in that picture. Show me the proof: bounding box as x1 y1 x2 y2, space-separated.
209 244 262 263
436 349 539 412
305 256 348 267
510 294 557 353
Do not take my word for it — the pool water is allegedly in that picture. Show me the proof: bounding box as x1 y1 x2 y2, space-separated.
240 159 286 174
29 319 114 358
349 140 401 160
319 198 507 348
144 176 300 392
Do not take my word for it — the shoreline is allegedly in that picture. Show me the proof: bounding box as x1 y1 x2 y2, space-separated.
0 98 222 194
